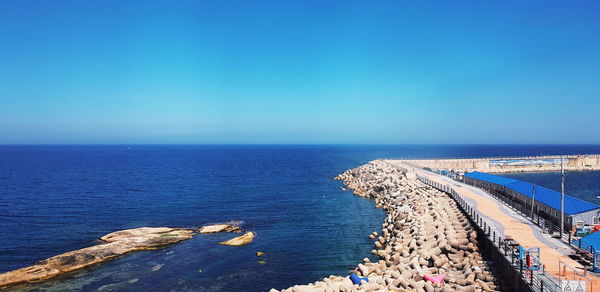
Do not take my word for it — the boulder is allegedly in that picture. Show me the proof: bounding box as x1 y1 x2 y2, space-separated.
199 224 241 233
219 232 255 246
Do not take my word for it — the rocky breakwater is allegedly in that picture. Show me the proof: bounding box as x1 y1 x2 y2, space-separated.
274 161 499 292
0 227 194 289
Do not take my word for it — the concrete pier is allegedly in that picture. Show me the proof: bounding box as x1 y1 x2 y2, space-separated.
398 154 600 173
387 160 600 292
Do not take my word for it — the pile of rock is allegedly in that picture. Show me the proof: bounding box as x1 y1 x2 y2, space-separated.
273 160 499 292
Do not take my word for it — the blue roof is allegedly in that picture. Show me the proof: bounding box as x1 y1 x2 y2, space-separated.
464 172 600 215
505 181 599 215
464 171 519 186
572 232 600 252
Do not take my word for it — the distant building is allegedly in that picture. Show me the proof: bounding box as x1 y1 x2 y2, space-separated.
463 171 600 232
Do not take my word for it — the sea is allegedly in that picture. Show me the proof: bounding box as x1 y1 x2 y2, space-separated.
1 145 600 291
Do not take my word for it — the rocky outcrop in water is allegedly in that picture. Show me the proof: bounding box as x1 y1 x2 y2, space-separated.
219 231 255 246
274 160 499 292
199 224 242 233
0 227 194 289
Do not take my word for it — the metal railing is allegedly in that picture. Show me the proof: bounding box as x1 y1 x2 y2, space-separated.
415 162 598 264
487 188 571 242
463 180 597 264
418 175 562 292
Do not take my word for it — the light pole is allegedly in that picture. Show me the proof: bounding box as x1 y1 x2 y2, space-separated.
530 184 536 220
560 156 565 237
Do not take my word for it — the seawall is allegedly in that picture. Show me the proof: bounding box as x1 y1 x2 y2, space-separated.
396 154 600 173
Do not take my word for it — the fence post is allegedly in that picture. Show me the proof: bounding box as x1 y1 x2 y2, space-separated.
530 267 533 285
519 258 523 276
512 247 515 265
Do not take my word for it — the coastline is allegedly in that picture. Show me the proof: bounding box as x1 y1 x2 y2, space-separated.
273 160 499 292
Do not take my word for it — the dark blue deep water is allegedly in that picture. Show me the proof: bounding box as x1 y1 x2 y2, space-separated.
2 145 600 291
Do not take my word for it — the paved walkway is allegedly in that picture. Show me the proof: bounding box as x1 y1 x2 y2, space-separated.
386 160 600 292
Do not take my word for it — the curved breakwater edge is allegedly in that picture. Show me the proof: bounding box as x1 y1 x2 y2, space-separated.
274 160 500 292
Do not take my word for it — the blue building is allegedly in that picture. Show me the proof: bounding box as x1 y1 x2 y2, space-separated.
463 172 600 231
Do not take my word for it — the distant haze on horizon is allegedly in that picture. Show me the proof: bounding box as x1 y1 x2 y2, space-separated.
1 1 599 144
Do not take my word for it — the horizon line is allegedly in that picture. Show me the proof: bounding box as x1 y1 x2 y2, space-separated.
2 143 600 146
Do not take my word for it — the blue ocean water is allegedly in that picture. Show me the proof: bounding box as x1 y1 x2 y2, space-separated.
1 145 600 291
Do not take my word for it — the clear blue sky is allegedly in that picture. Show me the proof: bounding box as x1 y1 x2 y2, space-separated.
1 1 599 144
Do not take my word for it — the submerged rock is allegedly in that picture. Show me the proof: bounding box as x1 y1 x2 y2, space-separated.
219 232 255 246
151 263 163 272
0 227 194 289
